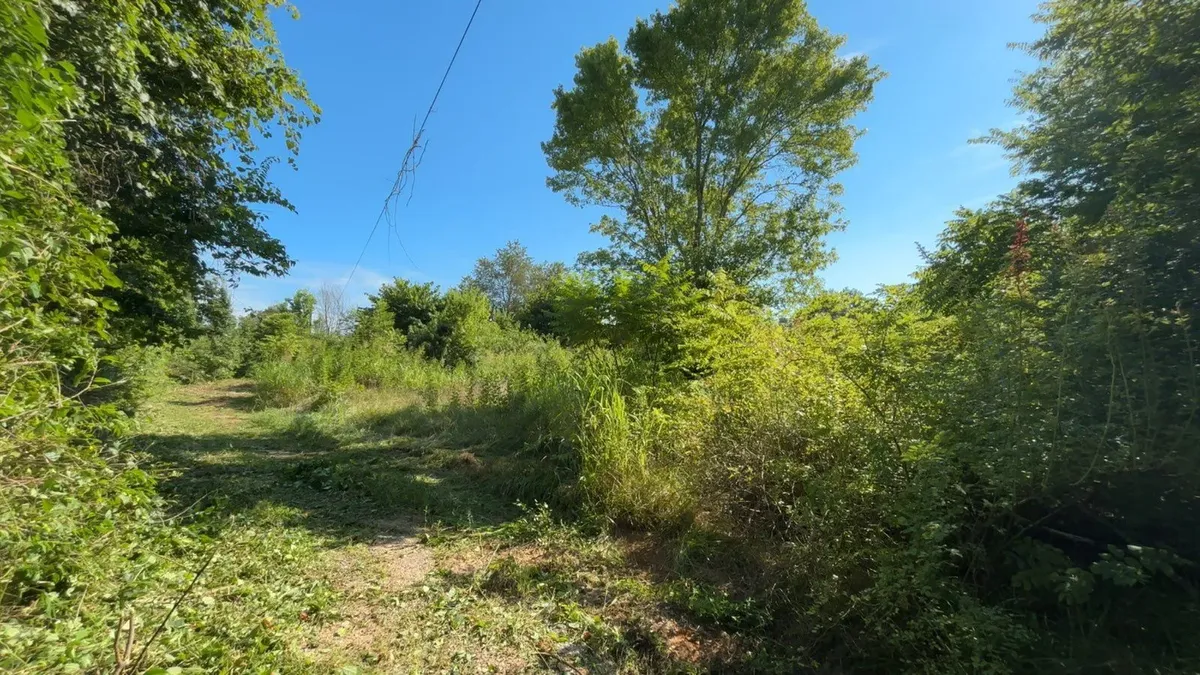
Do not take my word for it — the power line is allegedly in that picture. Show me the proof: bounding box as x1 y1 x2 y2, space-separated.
340 0 485 301
417 0 484 144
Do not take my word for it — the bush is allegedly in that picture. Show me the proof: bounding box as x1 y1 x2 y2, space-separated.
237 262 1200 672
533 261 756 379
0 4 163 670
252 360 314 408
365 279 522 366
407 287 499 365
167 334 243 383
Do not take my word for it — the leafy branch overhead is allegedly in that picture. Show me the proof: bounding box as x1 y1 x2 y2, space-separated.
47 0 320 342
544 0 880 294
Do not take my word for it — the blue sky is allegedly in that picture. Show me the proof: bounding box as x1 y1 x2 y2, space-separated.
236 0 1044 311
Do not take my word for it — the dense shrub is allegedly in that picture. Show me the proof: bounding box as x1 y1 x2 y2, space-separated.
407 287 500 365
164 279 245 383
0 3 165 669
363 279 539 366
437 268 1199 671
86 345 172 417
243 234 1199 672
533 261 755 379
166 335 243 383
1 2 319 671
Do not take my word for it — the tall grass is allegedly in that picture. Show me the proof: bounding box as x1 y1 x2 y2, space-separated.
250 336 467 408
516 351 696 528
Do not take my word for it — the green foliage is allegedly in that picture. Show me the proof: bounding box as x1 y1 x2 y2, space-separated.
1 2 327 672
248 331 464 408
166 278 245 383
0 15 144 661
46 0 318 342
167 335 244 384
663 580 769 632
462 240 566 314
996 0 1200 227
408 287 500 366
518 1 1200 666
0 0 117 430
195 277 237 337
253 358 320 408
2 439 157 671
906 0 1200 667
370 278 441 336
234 289 320 373
533 261 758 378
367 279 522 366
544 0 880 294
0 0 148 665
287 289 317 332
88 345 172 417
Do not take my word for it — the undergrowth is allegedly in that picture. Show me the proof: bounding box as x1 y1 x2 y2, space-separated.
238 277 1200 673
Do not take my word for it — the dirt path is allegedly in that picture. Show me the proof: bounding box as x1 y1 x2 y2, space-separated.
139 381 747 673
143 381 448 666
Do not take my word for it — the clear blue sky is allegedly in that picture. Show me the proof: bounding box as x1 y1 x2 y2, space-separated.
236 0 1043 311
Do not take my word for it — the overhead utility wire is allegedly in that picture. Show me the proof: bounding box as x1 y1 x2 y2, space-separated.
339 0 484 301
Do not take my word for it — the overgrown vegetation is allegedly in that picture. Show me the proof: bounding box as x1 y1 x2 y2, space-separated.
4 0 1198 672
1 1 324 672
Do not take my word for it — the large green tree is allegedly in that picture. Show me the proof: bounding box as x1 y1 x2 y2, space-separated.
543 0 879 296
997 0 1200 227
46 0 318 343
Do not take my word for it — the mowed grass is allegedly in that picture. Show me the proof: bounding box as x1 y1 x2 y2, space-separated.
136 381 766 673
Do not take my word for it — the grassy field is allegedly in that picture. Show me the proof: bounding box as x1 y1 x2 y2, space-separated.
136 380 764 674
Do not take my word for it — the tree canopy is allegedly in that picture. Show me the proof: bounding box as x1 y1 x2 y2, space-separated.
997 0 1200 227
913 0 1200 658
46 0 318 342
543 0 879 297
367 279 500 365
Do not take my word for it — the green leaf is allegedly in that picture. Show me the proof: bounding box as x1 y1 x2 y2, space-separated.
15 109 39 129
23 8 48 47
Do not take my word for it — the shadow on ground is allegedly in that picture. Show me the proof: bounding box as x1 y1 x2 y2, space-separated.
137 381 785 672
137 380 576 546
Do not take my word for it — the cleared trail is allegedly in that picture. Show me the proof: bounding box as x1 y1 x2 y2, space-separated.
138 381 738 673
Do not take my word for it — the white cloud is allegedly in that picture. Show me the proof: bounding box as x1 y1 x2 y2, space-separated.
838 38 887 62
